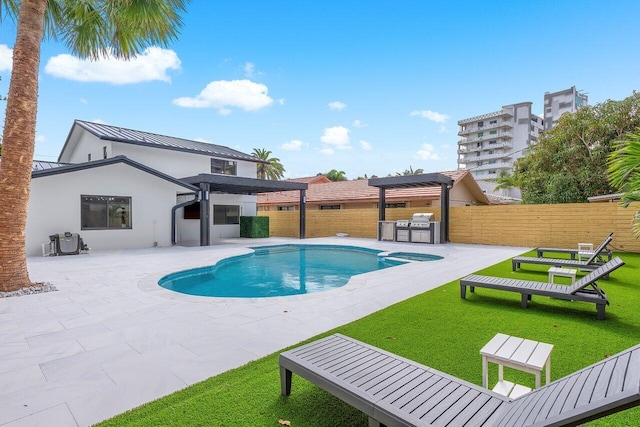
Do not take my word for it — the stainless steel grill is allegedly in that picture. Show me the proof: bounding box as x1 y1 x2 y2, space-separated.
395 219 410 242
409 213 433 243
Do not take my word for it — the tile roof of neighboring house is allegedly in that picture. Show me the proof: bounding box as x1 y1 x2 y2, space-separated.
259 170 486 205
66 120 264 163
285 175 332 184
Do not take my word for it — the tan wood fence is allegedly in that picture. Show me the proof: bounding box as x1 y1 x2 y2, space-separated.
259 202 640 252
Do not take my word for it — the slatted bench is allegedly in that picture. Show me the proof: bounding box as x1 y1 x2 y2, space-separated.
280 333 640 426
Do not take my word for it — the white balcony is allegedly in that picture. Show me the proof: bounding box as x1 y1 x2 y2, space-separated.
460 151 513 163
458 109 514 126
459 131 512 145
458 120 514 136
457 140 513 154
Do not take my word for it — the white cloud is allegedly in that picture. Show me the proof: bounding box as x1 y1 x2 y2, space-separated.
194 137 212 143
359 140 372 150
173 79 273 115
319 147 334 155
278 98 286 105
92 118 107 125
80 98 88 104
320 126 351 150
414 143 442 160
0 44 12 71
328 101 346 111
353 119 367 128
282 139 304 151
410 110 450 123
438 125 449 133
35 135 46 143
243 61 264 78
44 47 181 84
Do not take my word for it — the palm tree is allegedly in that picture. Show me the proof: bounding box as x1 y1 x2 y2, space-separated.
608 133 640 238
396 166 424 176
325 169 347 181
494 170 519 192
0 0 188 292
252 148 285 180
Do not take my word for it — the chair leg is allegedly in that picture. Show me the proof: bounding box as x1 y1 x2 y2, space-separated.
460 285 466 299
596 304 606 321
521 294 529 308
280 367 292 396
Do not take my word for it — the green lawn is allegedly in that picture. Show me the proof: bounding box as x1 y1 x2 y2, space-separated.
98 251 640 426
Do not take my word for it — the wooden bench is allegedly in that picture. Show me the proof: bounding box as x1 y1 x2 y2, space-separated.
280 333 640 426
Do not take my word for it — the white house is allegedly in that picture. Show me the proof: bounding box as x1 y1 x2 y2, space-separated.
26 120 307 256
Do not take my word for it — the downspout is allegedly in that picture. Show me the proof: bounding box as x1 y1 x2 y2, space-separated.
171 192 200 245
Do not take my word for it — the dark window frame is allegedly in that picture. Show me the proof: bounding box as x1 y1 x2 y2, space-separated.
81 195 132 230
211 158 237 175
213 205 240 224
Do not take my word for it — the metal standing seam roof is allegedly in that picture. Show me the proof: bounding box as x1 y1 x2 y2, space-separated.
74 120 266 163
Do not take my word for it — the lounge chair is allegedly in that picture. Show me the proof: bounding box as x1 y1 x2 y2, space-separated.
460 257 624 320
512 233 614 274
279 333 640 426
536 232 613 261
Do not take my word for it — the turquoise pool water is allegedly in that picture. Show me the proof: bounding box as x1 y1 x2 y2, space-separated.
158 244 408 298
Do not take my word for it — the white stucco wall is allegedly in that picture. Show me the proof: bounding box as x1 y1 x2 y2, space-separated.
27 163 192 256
63 130 112 163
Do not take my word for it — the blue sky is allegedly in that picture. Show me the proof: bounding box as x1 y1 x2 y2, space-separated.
1 1 639 179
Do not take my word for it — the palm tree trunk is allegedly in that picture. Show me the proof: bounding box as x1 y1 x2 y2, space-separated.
0 0 47 292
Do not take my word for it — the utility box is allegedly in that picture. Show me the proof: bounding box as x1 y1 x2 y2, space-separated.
240 216 269 238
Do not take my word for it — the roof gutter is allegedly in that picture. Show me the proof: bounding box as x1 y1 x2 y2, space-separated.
171 192 200 245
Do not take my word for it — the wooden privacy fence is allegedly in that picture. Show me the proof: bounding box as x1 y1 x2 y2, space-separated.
259 202 640 253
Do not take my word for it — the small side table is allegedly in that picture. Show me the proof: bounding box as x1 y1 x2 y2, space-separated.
548 267 577 284
480 333 553 397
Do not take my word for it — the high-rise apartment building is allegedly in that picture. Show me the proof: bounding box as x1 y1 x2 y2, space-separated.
543 86 588 130
457 102 543 198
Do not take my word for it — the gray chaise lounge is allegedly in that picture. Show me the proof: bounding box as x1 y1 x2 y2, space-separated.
460 257 624 320
536 232 613 261
279 333 640 426
512 234 614 274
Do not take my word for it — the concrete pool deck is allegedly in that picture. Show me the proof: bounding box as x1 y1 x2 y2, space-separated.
0 237 530 426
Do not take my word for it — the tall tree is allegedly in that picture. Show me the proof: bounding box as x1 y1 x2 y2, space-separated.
324 169 347 181
608 132 640 238
514 92 640 204
252 148 285 180
0 0 188 292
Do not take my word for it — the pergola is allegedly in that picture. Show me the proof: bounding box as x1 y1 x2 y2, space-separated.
181 174 308 246
368 173 454 243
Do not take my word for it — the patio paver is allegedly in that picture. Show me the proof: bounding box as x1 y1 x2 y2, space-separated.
0 237 529 426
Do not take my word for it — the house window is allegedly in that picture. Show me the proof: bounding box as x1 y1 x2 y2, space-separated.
88 153 91 161
489 120 497 125
183 202 200 219
489 140 497 144
478 121 484 128
213 205 239 224
477 161 483 166
488 169 497 175
385 202 407 208
103 146 107 159
81 195 131 230
477 132 483 138
319 204 341 210
278 206 295 211
489 130 497 135
211 159 237 175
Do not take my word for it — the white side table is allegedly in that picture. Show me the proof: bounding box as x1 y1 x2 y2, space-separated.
480 333 553 397
548 267 577 284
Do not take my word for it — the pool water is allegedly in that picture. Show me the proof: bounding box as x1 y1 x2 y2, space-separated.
158 244 407 298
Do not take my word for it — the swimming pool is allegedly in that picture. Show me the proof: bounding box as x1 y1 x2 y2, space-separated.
158 244 412 298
